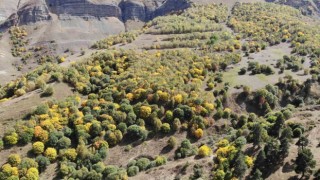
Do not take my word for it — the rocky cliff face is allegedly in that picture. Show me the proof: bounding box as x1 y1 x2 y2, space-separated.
46 0 122 19
18 0 51 23
266 0 320 16
0 0 191 28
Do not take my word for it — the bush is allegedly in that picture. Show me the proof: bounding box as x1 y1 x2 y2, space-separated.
175 139 196 158
41 85 54 97
57 137 71 149
127 166 139 177
161 123 171 134
136 158 151 171
127 125 147 141
44 148 57 161
193 128 204 139
60 148 77 161
19 158 38 169
3 132 19 146
238 67 247 75
36 156 50 172
117 123 127 134
8 154 21 167
34 104 49 115
32 141 45 154
198 145 212 157
140 106 152 118
154 156 167 166
167 136 177 148
104 165 118 176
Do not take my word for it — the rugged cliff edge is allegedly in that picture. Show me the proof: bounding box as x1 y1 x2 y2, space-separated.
0 0 191 28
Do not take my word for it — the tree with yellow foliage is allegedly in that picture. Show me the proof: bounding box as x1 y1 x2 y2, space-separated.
193 128 204 139
44 148 57 161
8 154 21 167
198 145 212 157
140 106 152 118
32 141 45 155
173 94 183 104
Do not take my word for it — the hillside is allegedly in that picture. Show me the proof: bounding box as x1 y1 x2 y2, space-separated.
0 1 320 180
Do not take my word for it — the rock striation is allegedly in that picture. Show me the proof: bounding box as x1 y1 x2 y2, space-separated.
0 0 191 28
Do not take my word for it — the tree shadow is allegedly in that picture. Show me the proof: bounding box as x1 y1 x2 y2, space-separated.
160 145 173 154
282 162 295 173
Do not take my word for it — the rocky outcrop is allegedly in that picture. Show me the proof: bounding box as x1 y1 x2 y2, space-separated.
266 0 320 16
153 0 191 17
18 0 51 24
46 0 121 19
1 0 192 28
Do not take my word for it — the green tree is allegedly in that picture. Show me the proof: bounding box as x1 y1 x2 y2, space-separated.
167 136 177 149
233 151 247 179
57 137 71 149
254 150 266 172
295 148 316 179
36 155 50 172
264 139 280 168
252 123 264 148
297 136 309 150
252 169 263 180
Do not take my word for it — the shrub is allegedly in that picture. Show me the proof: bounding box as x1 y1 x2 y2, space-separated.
140 106 152 118
136 158 151 171
8 154 21 167
57 137 71 149
127 166 139 177
167 136 177 148
193 128 204 139
44 148 57 161
14 89 26 97
19 158 38 169
165 111 173 122
175 139 196 158
35 156 50 172
172 118 181 131
161 123 171 134
217 139 229 148
93 162 106 173
17 127 34 144
60 148 78 161
26 167 39 179
198 145 212 157
238 67 247 75
117 123 127 134
32 141 45 154
245 156 254 167
41 85 54 97
58 57 66 63
154 156 167 166
127 125 147 141
34 104 49 115
104 165 118 176
213 169 225 180
3 132 19 146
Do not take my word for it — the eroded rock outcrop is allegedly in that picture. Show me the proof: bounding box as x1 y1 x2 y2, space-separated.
18 0 51 24
0 0 191 28
46 0 122 19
